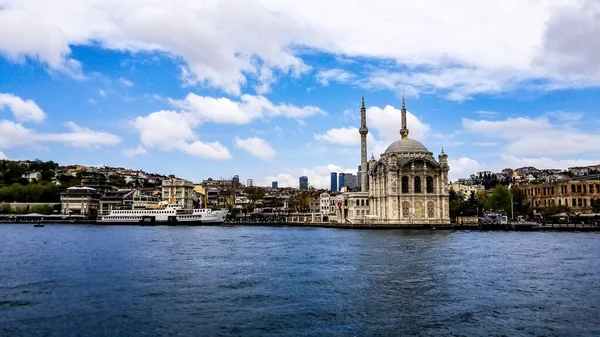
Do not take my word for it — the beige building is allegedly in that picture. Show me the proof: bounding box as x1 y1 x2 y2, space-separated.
60 186 101 217
365 97 451 225
449 183 485 199
523 179 600 213
162 178 196 209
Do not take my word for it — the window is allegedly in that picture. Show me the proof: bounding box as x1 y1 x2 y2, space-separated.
414 176 422 193
578 198 582 207
577 185 582 193
402 176 409 194
427 202 434 218
590 185 594 194
426 176 434 193
572 199 576 206
584 185 587 194
356 200 359 206
361 199 365 206
402 201 410 218
572 185 576 193
366 199 369 206
559 199 562 206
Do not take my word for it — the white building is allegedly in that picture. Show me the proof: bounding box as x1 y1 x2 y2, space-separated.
162 178 196 209
60 186 101 217
352 96 450 226
449 183 485 199
21 171 42 182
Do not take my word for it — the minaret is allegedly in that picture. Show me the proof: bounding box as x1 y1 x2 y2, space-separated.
400 94 409 139
359 94 368 192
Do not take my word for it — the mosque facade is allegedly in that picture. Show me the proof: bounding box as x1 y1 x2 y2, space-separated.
334 96 451 226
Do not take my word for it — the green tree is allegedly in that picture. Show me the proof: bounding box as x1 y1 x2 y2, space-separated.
245 186 265 205
485 185 511 213
449 187 463 219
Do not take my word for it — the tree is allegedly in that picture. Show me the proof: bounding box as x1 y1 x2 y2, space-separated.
449 187 462 219
485 185 511 213
591 199 600 213
245 186 265 205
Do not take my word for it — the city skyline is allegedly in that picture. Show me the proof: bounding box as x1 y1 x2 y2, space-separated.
1 1 600 189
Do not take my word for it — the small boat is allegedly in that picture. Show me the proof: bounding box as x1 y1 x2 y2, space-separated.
33 223 45 228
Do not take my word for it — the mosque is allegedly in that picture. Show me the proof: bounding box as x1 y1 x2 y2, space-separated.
333 96 451 226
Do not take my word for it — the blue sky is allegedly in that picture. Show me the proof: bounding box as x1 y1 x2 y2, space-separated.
1 0 599 188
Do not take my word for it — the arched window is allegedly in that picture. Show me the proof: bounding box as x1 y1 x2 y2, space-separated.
361 199 365 206
402 201 410 218
402 176 409 193
414 176 422 193
426 176 434 193
427 202 435 218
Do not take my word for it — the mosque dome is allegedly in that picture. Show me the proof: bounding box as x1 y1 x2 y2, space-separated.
384 138 430 154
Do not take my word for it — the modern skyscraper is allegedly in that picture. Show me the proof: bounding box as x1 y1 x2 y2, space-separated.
359 94 368 192
338 173 345 191
247 179 253 187
330 172 338 192
232 175 240 189
272 181 278 189
299 176 308 190
344 173 358 190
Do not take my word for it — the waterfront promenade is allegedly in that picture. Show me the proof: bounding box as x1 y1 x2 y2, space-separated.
1 214 599 231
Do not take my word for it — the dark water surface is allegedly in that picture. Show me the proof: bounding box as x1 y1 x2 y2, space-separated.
1 225 599 336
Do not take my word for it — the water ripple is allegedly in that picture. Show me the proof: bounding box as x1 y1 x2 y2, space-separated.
0 225 599 336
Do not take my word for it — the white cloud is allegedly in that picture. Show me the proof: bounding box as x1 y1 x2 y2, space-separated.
262 164 357 189
2 0 595 97
0 7 81 77
448 157 486 182
235 137 276 161
462 116 600 156
122 145 147 157
0 120 35 148
98 89 106 97
119 77 134 87
0 93 46 123
536 0 600 80
316 69 355 86
131 92 324 160
132 109 231 160
499 155 600 170
179 141 232 161
448 154 600 181
39 122 121 148
314 127 362 146
368 105 429 142
313 103 431 159
0 120 120 149
0 151 6 160
173 93 325 125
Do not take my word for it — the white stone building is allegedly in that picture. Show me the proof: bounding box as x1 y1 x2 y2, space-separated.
367 97 450 225
21 171 42 182
161 178 196 209
60 186 101 217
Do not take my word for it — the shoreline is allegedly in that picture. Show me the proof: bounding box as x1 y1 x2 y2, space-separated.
1 219 599 231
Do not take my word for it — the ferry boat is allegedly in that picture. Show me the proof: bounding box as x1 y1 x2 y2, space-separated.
98 200 228 225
